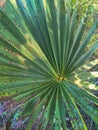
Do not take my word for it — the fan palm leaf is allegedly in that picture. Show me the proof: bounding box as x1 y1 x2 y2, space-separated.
0 0 98 130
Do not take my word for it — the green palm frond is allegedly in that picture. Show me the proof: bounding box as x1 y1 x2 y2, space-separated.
0 0 98 130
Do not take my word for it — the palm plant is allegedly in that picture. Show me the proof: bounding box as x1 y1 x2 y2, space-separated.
0 0 98 130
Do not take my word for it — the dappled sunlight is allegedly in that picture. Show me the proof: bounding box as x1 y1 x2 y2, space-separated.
89 84 97 90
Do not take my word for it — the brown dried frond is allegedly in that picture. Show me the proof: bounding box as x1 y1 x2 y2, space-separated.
0 0 5 8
